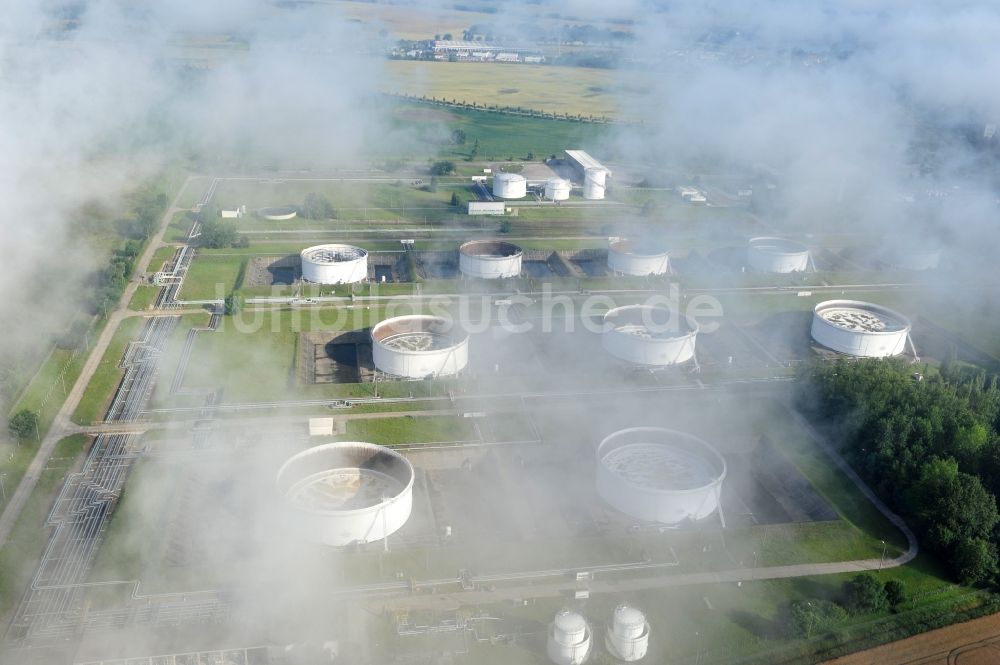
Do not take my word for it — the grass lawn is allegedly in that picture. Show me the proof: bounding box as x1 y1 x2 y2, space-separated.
0 434 89 621
163 211 194 243
72 317 145 425
128 286 159 311
178 254 245 301
388 102 613 161
344 415 475 445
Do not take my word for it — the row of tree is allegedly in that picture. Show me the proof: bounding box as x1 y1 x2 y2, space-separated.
385 93 617 124
89 190 169 317
799 359 1000 584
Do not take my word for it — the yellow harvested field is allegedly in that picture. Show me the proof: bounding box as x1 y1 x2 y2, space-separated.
332 1 636 41
383 60 635 119
332 1 490 40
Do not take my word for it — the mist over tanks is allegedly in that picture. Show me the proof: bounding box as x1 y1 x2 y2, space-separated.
3 0 1000 660
0 1 388 414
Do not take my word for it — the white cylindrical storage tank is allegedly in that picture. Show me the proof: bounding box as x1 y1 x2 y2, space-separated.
811 300 912 358
275 442 414 547
606 605 650 662
547 610 592 665
583 167 608 200
371 315 470 379
300 244 369 284
608 239 670 276
545 178 571 201
493 172 527 199
459 240 523 279
259 206 298 221
602 305 698 366
596 427 727 524
747 237 810 273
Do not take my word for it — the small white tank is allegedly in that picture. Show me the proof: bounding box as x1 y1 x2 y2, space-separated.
605 605 649 662
583 167 608 200
548 610 591 665
545 178 571 201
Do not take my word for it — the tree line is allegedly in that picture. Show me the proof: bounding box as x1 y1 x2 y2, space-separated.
89 190 168 317
383 92 623 125
799 358 1000 584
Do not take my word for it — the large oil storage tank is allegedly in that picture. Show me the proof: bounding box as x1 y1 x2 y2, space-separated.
459 239 523 279
605 605 650 662
811 300 912 358
545 178 572 201
583 167 608 200
747 237 811 273
275 442 414 547
301 244 368 284
596 427 726 524
493 172 527 199
372 315 469 378
547 610 592 665
607 239 670 276
602 305 698 366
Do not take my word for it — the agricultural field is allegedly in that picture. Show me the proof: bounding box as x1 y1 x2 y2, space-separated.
384 60 633 119
333 0 638 41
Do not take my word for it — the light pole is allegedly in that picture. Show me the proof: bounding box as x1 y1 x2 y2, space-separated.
879 540 887 571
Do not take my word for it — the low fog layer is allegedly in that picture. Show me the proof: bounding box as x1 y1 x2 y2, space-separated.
3 0 1000 662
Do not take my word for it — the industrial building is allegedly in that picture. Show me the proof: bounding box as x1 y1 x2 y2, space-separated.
493 172 528 199
565 150 611 200
747 237 812 273
605 605 650 662
468 201 506 215
811 300 914 358
459 239 523 279
275 442 414 547
607 239 670 276
428 40 544 63
602 305 698 366
300 244 368 284
596 427 727 525
371 315 470 378
547 610 592 665
219 205 245 219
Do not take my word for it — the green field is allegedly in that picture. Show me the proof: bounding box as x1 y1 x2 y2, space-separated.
388 102 613 161
179 254 243 301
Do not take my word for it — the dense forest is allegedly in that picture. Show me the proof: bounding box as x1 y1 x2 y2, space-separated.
799 359 1000 584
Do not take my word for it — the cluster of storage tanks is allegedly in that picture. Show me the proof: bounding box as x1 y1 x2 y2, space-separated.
547 605 650 664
